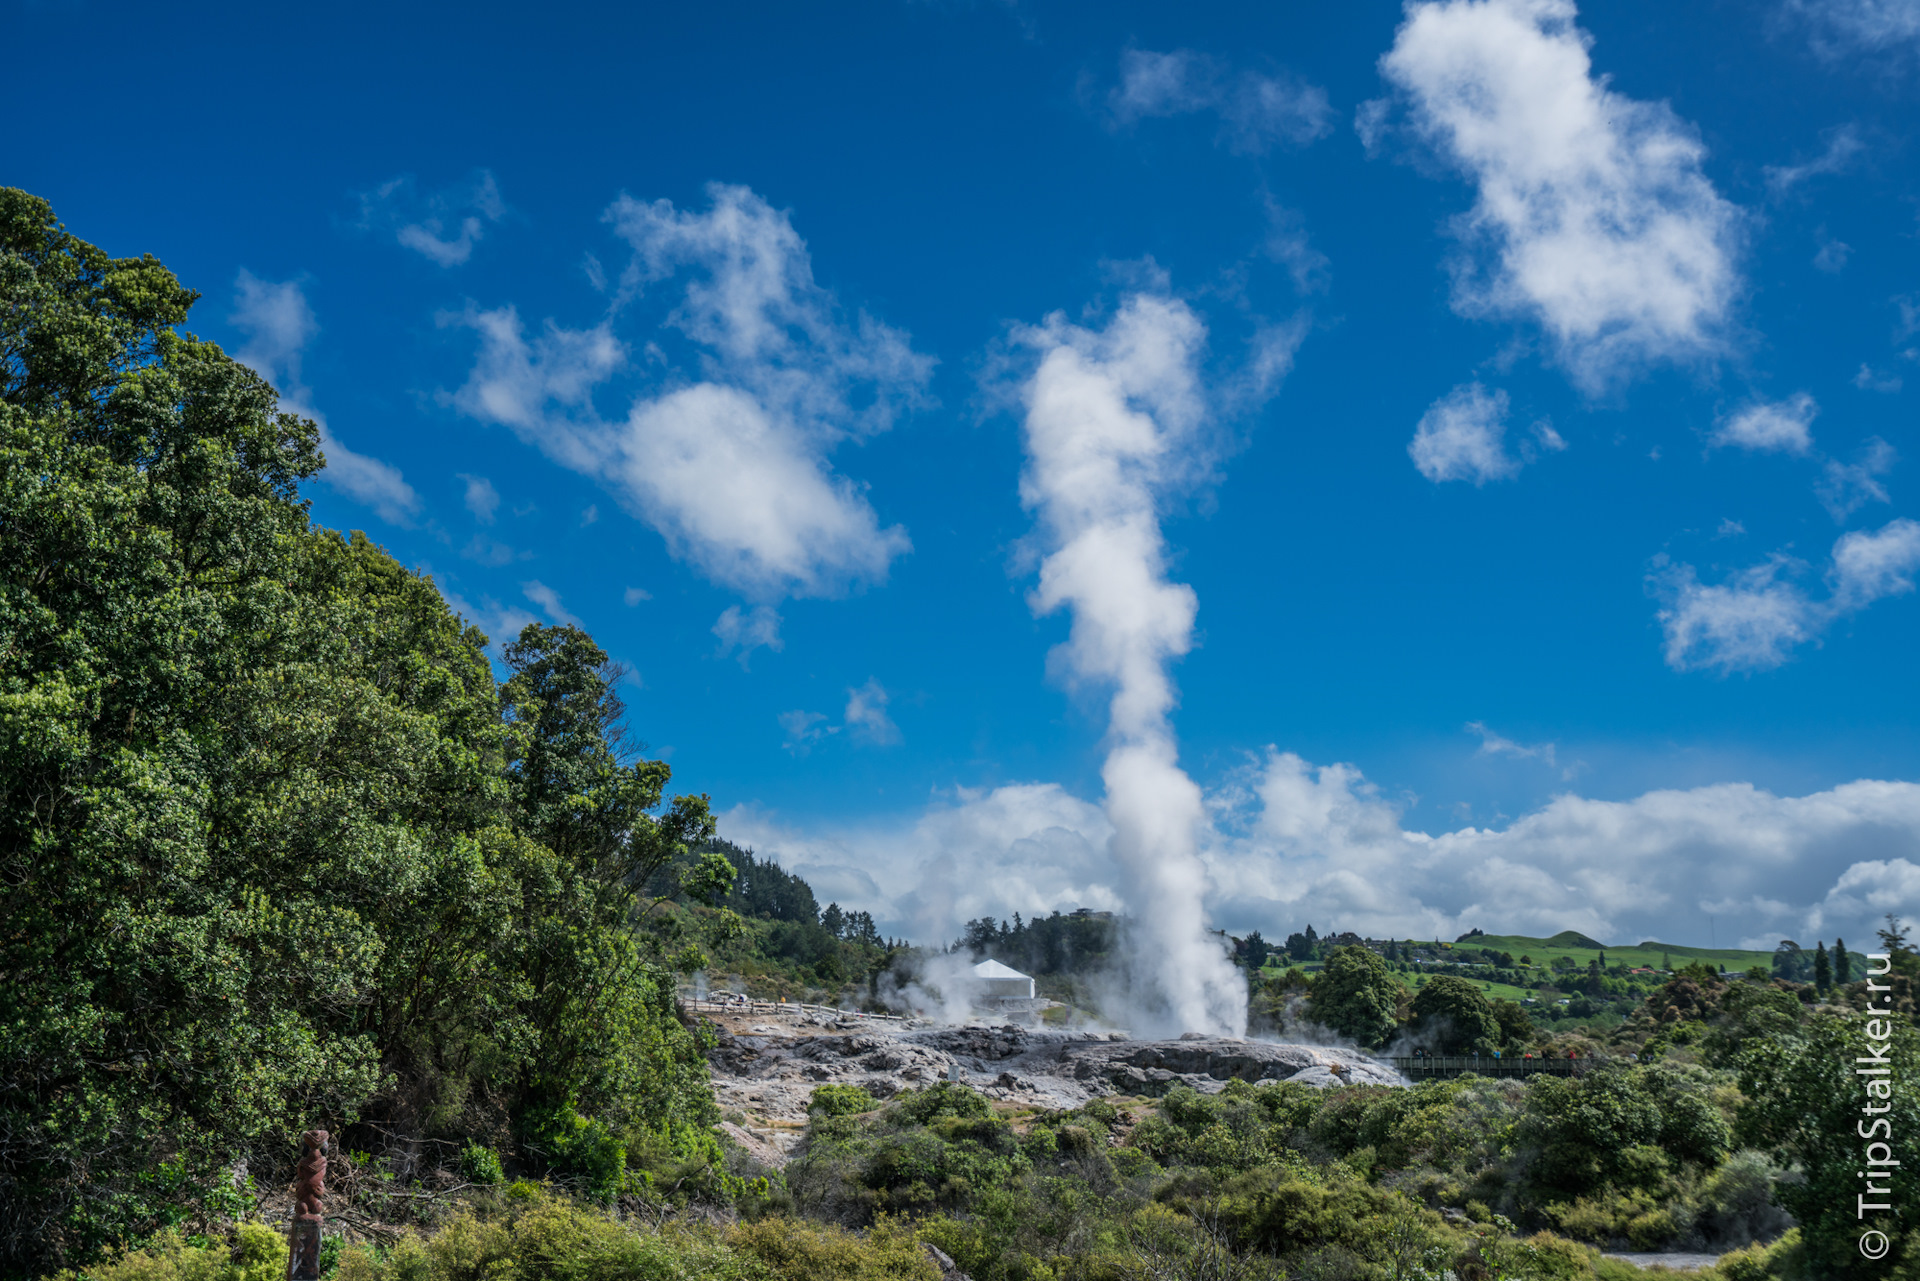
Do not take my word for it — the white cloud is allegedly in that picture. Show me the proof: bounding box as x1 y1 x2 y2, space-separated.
778 709 833 754
1261 199 1332 294
1377 0 1743 390
723 757 1920 955
622 586 651 606
457 473 500 523
439 589 539 653
521 580 581 628
1408 382 1564 484
1787 0 1920 55
1652 517 1920 672
1208 751 1920 948
1110 49 1333 153
844 678 902 746
712 603 783 666
461 534 525 566
1813 234 1851 273
1763 125 1866 195
1711 393 1818 455
1652 555 1813 674
1467 720 1557 766
1410 383 1517 483
445 184 927 601
357 171 505 267
719 784 1120 944
228 271 421 525
1829 516 1920 608
1854 364 1902 393
1816 437 1896 521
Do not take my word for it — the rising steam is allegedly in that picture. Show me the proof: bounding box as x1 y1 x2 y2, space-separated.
1015 293 1248 1037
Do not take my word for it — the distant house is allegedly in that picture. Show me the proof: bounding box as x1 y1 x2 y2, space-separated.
972 958 1036 1000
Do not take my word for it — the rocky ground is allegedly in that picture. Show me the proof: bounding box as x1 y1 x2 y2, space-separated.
702 1011 1405 1163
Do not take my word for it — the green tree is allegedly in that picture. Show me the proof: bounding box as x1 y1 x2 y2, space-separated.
1813 942 1832 993
1739 1013 1920 1279
1408 976 1501 1054
1243 929 1270 971
0 190 726 1271
1308 945 1404 1048
1490 999 1536 1047
1834 936 1851 985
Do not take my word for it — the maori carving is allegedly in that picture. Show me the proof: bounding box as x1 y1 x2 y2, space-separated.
287 1129 328 1281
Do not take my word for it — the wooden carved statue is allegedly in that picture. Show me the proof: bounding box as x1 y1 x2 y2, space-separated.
286 1129 328 1280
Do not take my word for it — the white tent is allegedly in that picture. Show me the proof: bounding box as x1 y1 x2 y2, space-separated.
972 958 1035 1000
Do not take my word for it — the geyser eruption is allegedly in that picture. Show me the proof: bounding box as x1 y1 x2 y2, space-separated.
1015 292 1248 1037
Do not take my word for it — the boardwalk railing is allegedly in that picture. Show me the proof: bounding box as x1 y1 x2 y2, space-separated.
679 997 906 1022
1390 1055 1591 1080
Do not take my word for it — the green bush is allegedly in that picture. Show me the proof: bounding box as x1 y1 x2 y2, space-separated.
460 1141 505 1186
53 1223 285 1281
810 1084 880 1119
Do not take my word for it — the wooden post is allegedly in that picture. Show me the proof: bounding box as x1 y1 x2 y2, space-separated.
287 1130 328 1280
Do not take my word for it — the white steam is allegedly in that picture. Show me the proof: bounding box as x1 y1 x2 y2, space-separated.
1014 293 1248 1037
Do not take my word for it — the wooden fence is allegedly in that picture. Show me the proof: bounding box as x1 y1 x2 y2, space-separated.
678 997 906 1022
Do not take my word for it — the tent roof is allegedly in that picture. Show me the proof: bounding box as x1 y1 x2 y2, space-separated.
972 958 1032 981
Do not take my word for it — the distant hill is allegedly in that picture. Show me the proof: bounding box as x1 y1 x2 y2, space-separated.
1456 932 1774 971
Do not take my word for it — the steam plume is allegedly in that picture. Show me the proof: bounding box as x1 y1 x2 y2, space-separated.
1015 293 1248 1036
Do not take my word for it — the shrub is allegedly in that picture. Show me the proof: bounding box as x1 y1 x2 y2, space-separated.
811 1084 880 1119
50 1223 285 1281
728 1215 938 1281
460 1141 505 1186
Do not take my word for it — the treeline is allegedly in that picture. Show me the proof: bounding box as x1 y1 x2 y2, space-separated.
954 910 1119 977
0 189 736 1274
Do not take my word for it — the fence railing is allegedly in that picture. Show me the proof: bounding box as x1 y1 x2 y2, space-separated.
678 997 906 1022
1389 1055 1590 1078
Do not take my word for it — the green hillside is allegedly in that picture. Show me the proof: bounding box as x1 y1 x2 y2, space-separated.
1461 932 1774 972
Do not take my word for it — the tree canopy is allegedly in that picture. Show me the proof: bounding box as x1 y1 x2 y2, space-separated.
0 188 722 1273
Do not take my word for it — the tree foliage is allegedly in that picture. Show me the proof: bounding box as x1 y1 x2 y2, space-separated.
0 188 721 1273
1307 945 1403 1048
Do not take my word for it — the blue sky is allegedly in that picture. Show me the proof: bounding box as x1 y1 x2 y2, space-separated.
12 0 1920 956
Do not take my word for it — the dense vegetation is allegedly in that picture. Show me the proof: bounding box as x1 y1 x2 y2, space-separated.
0 189 736 1274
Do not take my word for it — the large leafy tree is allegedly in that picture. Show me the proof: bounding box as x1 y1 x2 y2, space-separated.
1308 945 1403 1048
1408 976 1501 1054
0 189 721 1273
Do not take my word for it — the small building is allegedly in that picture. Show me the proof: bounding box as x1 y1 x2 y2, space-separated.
972 958 1036 1000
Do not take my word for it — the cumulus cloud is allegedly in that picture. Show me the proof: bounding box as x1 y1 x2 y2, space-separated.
723 757 1920 957
445 184 927 602
228 271 421 525
357 171 506 267
720 784 1120 944
1110 49 1334 153
1408 382 1564 484
1710 393 1817 455
1652 517 1920 673
1376 0 1743 390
